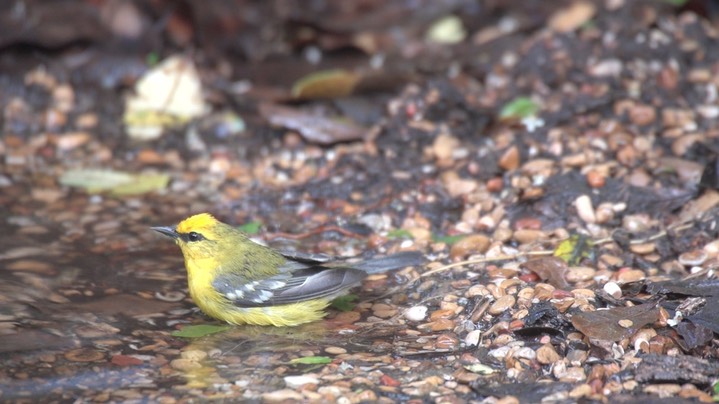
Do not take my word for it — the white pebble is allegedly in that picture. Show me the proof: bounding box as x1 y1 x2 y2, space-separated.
575 195 596 224
284 375 319 388
465 330 481 347
404 306 428 322
603 282 622 299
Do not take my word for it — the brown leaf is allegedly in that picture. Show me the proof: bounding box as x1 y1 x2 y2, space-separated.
521 257 570 290
572 303 659 342
259 103 366 145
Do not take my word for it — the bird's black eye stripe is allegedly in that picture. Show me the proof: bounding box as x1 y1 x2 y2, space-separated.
181 231 205 242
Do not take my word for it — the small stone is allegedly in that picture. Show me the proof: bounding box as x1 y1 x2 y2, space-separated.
435 333 460 350
603 282 622 299
262 389 304 402
549 1 596 32
513 347 536 360
565 266 596 283
405 306 428 322
64 348 105 362
618 319 633 328
56 132 90 151
488 295 516 315
569 384 593 399
284 375 319 388
180 350 207 361
617 269 645 283
325 346 346 355
629 243 655 255
428 318 455 332
678 250 707 266
499 146 520 171
450 234 491 259
433 134 460 162
575 195 596 224
430 309 456 321
586 170 605 188
536 344 561 364
629 104 656 126
513 229 543 244
465 330 481 347
704 240 719 258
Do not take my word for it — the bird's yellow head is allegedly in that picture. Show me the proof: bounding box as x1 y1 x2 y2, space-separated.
153 213 232 261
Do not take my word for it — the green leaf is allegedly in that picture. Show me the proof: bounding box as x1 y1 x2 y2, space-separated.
59 169 134 193
110 173 170 196
553 234 594 266
171 324 231 338
289 356 332 365
387 229 413 240
499 97 539 120
432 234 464 245
331 294 358 312
59 169 169 196
238 221 262 235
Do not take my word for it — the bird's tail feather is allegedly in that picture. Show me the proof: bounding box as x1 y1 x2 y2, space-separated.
351 251 426 274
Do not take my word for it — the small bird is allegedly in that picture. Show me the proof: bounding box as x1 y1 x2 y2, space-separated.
153 213 425 326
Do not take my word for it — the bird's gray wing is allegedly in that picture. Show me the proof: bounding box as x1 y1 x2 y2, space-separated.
212 265 366 307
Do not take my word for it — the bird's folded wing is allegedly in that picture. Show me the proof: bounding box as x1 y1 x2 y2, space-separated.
212 266 366 307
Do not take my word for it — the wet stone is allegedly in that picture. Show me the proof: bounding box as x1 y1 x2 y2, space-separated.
565 266 596 283
536 344 561 364
488 295 516 315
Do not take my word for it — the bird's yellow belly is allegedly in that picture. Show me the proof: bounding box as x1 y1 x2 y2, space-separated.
191 287 331 326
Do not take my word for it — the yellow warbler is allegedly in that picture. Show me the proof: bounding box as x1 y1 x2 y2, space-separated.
153 213 424 326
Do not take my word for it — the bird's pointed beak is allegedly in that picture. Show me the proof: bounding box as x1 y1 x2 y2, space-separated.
152 226 179 239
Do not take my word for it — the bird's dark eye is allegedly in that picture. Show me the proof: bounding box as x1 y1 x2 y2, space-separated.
188 231 203 242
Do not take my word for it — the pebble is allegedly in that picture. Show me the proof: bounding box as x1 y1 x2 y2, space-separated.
536 344 561 364
405 306 428 322
435 333 460 350
623 214 651 232
565 266 596 283
170 358 202 371
465 330 481 347
703 239 719 258
586 170 605 188
432 134 460 162
513 347 536 360
603 282 622 298
629 243 655 254
262 389 304 402
424 318 455 332
549 1 596 33
513 229 543 244
628 104 656 126
678 250 707 266
488 295 516 315
617 269 646 283
575 195 596 224
64 348 105 362
284 375 319 388
498 146 520 170
450 234 491 259
325 346 346 355
430 309 456 321
56 132 90 151
180 350 207 361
